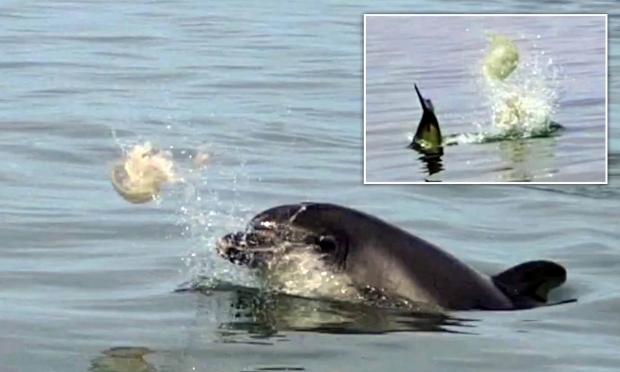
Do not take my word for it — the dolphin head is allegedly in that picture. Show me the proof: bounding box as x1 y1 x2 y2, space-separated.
215 203 366 301
216 203 443 308
216 203 351 271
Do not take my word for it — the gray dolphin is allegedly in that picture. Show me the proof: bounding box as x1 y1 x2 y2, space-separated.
216 202 568 311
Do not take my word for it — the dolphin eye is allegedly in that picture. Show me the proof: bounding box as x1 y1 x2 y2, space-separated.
318 236 337 253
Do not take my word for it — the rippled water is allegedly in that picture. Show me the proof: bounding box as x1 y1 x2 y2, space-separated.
365 15 607 183
1 1 619 372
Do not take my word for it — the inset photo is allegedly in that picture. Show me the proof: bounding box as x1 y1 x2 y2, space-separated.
364 14 607 184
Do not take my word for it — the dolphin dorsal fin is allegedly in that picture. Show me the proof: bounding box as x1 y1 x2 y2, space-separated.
492 260 567 307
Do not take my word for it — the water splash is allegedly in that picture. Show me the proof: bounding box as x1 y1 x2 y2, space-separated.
480 32 566 140
259 245 359 302
173 141 257 289
108 124 254 287
407 32 566 147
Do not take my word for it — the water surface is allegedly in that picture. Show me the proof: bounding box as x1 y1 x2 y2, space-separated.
1 1 619 372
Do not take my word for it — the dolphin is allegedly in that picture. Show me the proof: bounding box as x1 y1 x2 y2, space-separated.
216 202 569 311
408 84 443 155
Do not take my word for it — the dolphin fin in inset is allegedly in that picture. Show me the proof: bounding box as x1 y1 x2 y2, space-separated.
408 83 443 154
492 260 567 309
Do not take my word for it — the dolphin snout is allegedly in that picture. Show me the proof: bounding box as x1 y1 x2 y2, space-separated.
216 233 241 255
216 231 261 267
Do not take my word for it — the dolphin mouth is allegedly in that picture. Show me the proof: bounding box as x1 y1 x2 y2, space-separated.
216 230 281 268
